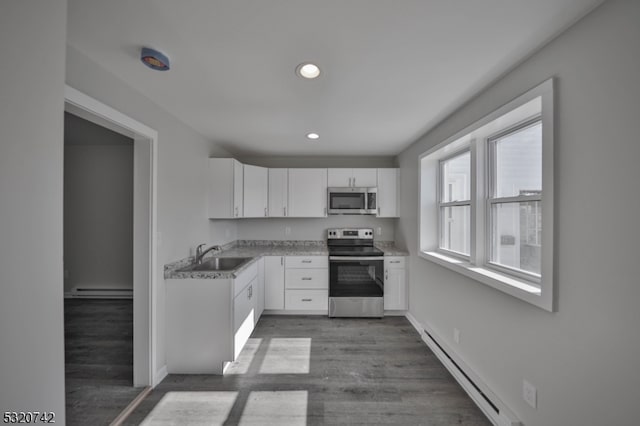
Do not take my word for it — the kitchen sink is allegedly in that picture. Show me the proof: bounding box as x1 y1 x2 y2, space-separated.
177 257 252 272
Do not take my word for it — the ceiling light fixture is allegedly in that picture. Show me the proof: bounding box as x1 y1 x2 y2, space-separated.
140 47 170 71
296 62 321 79
306 132 320 140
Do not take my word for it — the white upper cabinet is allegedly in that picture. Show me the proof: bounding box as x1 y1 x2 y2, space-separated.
208 158 244 218
377 168 400 217
327 168 377 187
352 169 377 187
288 168 328 217
243 164 268 218
327 169 353 187
268 168 288 217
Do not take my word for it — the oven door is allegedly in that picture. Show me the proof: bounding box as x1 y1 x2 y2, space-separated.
329 256 384 298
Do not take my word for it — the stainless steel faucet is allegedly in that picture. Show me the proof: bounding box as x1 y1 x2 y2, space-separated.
194 243 221 264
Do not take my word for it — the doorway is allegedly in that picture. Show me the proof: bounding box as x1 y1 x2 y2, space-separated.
63 86 159 421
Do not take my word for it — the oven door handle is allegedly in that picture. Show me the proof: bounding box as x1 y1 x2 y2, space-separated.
329 256 384 261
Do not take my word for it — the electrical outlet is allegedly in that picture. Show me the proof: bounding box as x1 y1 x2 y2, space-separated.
453 328 461 344
376 227 382 236
523 380 537 409
285 226 291 236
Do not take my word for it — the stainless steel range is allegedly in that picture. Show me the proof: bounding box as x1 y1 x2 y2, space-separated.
327 228 384 317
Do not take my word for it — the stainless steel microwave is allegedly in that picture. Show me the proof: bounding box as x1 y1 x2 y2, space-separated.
327 187 377 215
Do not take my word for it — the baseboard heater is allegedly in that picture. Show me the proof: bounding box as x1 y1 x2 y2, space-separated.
406 314 521 426
68 287 133 299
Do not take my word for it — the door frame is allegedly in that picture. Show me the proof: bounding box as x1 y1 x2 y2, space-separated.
64 85 159 387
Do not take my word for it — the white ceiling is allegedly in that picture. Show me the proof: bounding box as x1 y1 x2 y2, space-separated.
67 0 604 157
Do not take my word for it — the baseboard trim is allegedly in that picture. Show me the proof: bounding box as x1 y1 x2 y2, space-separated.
262 309 327 315
109 386 151 426
384 309 408 316
153 365 168 387
405 312 521 426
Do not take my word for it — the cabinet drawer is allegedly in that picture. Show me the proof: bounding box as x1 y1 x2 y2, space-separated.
285 290 328 310
285 256 328 269
384 257 405 269
233 262 258 297
285 269 328 289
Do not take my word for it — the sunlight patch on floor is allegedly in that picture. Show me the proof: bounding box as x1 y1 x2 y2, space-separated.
139 391 237 425
238 390 308 426
225 338 262 375
259 338 311 374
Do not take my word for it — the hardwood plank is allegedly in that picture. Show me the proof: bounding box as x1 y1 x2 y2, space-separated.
126 315 490 425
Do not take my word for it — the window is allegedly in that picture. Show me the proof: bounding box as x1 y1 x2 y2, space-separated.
488 119 542 278
439 150 471 256
419 79 554 311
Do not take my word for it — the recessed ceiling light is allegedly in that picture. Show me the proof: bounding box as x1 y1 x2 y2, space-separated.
296 63 321 79
306 132 320 140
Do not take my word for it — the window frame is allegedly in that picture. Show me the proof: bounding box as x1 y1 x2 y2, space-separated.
418 79 554 312
437 148 472 259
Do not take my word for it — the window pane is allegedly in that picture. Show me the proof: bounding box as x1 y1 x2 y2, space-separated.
440 205 470 255
490 202 541 275
442 151 471 202
493 122 542 198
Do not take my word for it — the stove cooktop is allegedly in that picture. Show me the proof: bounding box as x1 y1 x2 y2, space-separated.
328 246 384 257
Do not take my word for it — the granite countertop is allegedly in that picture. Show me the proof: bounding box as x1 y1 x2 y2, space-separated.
164 241 328 280
165 240 409 280
374 241 410 257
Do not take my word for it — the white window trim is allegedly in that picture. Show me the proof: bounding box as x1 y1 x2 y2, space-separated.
418 79 555 312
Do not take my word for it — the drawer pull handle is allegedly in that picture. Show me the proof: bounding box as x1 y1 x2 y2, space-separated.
301 260 312 263
390 261 400 263
301 277 312 281
301 298 312 302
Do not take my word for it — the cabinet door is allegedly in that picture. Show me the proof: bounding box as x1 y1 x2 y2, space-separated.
233 279 256 360
256 257 265 322
377 168 399 217
268 168 288 217
264 256 285 310
288 168 328 217
243 165 268 218
384 268 407 310
327 168 353 187
208 158 237 218
233 160 244 218
352 168 377 187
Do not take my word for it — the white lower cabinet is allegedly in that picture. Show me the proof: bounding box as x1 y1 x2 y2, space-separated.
233 276 256 360
166 263 259 374
384 257 407 310
284 255 328 312
285 290 328 310
255 257 265 322
264 256 285 310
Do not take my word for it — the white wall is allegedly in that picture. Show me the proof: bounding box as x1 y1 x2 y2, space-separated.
65 45 234 375
237 216 395 241
239 156 397 168
64 114 134 293
0 0 67 422
397 1 640 425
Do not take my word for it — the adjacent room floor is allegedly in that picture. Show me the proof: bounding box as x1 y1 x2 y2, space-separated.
125 315 490 425
64 298 142 425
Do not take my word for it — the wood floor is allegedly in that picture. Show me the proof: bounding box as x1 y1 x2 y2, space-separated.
125 315 490 425
65 298 142 425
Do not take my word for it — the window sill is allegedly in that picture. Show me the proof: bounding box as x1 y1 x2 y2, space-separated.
420 250 551 311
